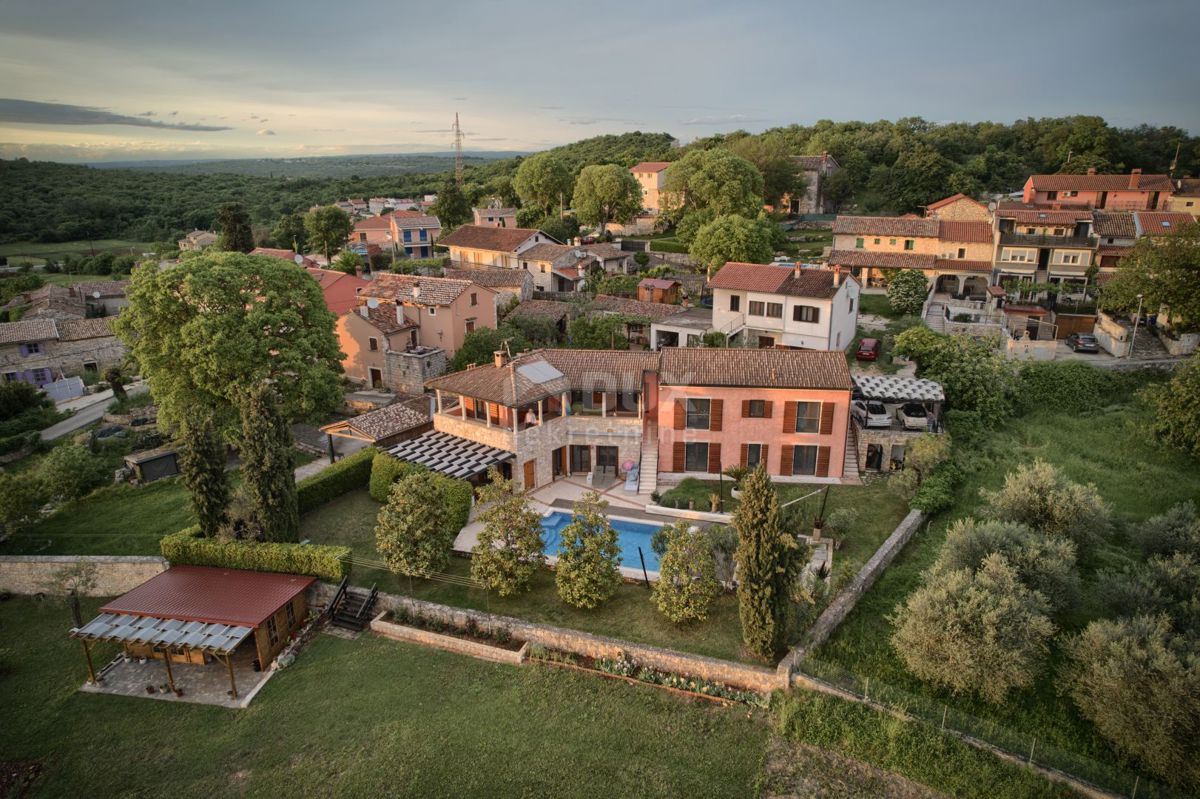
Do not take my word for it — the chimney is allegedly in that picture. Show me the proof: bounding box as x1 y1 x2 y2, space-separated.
493 350 506 368
1086 167 1097 176
355 265 363 279
1129 168 1142 189
793 262 803 278
411 285 420 299
832 264 843 285
395 306 404 325
358 304 369 319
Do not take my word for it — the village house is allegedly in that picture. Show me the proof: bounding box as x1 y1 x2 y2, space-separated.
389 212 442 259
785 153 840 215
517 241 636 292
1165 179 1200 216
440 225 560 272
1 281 129 320
1 317 126 386
355 273 497 357
444 267 534 313
931 220 995 297
708 262 860 350
924 193 991 221
993 205 1096 293
336 306 418 389
631 162 672 214
505 299 572 339
404 346 854 493
828 215 940 287
1020 168 1173 210
177 230 217 251
649 306 716 350
304 266 369 315
369 197 419 215
350 215 396 248
472 206 518 228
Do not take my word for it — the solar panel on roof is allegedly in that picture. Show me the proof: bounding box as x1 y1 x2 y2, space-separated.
516 360 564 384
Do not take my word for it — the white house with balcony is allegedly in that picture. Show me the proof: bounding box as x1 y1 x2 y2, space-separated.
707 262 860 351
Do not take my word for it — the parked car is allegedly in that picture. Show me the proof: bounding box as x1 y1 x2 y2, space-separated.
1066 333 1100 353
855 338 881 361
851 400 891 429
895 403 928 431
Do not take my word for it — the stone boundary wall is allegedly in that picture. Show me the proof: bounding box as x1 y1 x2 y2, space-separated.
369 613 528 666
777 509 926 678
310 582 782 693
644 504 733 524
0 555 168 596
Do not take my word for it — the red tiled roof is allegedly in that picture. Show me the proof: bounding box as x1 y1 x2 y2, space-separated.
1029 172 1173 193
927 193 984 211
57 318 115 341
591 295 683 321
630 161 671 173
250 247 298 261
996 208 1093 225
780 268 841 299
709 261 790 293
938 221 993 243
1092 212 1136 239
100 565 314 627
933 259 993 273
439 225 547 252
833 216 939 237
361 273 475 306
638 277 680 290
359 305 414 334
444 266 531 288
1135 212 1195 236
353 216 393 230
827 250 937 270
660 348 852 390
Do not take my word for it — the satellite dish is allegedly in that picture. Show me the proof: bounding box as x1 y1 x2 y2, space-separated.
92 291 102 299
366 297 379 309
294 254 304 264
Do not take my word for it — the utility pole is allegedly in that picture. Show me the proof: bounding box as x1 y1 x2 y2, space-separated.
452 113 465 188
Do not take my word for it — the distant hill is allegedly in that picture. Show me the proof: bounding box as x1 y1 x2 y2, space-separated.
94 151 526 179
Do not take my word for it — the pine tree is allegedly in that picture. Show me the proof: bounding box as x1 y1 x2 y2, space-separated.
238 381 298 541
733 465 799 658
216 202 254 253
178 415 230 537
471 467 545 596
555 491 621 609
375 470 454 576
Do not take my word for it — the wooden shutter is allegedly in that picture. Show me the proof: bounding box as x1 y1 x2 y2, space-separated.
782 401 796 433
710 399 723 432
674 400 686 430
819 402 835 435
761 445 769 470
741 399 751 418
740 443 748 467
672 441 685 471
816 446 831 477
524 460 537 489
763 401 773 419
707 443 722 474
780 445 794 476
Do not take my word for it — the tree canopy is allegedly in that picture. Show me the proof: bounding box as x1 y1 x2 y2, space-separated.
1145 352 1200 458
663 148 764 221
571 164 643 231
1101 222 1200 332
304 205 353 262
513 152 573 217
688 214 775 278
216 202 254 253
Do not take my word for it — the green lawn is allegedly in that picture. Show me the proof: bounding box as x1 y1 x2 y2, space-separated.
301 490 755 662
812 394 1200 790
788 228 832 258
857 293 901 319
0 239 157 263
0 596 768 798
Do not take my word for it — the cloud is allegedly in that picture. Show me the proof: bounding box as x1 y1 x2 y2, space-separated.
139 111 155 117
256 129 276 136
0 99 232 131
538 105 564 111
680 113 767 126
452 96 468 101
560 116 632 126
168 111 178 116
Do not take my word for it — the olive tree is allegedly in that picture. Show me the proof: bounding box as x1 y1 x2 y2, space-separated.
980 459 1110 547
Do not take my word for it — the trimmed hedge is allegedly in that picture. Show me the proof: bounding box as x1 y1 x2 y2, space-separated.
369 453 426 502
161 526 350 582
438 474 473 532
296 446 377 514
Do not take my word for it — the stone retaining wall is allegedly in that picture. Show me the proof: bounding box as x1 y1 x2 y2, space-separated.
0 555 168 596
370 613 528 666
777 509 925 678
311 582 782 693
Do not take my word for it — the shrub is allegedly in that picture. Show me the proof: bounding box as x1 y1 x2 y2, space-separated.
37 444 108 503
160 526 349 581
375 471 456 576
295 446 377 513
890 554 1056 704
888 433 952 502
1095 552 1200 637
0 471 48 534
979 459 1110 547
1062 614 1200 791
437 474 473 532
885 269 929 316
1132 500 1200 557
652 520 720 623
470 467 544 596
909 462 962 515
1145 350 1200 458
0 430 38 456
369 452 424 502
555 491 622 609
0 380 47 421
1013 361 1119 414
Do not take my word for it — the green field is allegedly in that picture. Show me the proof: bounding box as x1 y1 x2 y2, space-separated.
0 239 157 264
0 596 767 798
812 391 1200 788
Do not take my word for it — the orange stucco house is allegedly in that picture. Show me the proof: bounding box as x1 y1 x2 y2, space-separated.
355 273 497 357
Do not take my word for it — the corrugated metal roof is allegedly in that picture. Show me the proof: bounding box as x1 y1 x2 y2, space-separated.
71 612 253 655
99 565 315 627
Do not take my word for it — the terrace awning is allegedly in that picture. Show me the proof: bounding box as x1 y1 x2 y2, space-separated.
72 612 253 656
853 375 945 404
386 430 512 479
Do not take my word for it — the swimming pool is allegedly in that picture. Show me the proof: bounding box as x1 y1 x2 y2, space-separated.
540 511 663 572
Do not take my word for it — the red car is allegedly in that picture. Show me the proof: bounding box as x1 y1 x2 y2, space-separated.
855 338 881 361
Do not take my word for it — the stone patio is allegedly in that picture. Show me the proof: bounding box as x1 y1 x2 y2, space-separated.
78 644 273 709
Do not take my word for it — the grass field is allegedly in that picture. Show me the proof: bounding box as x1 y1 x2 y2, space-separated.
0 239 157 264
813 393 1200 780
857 292 902 319
0 596 768 798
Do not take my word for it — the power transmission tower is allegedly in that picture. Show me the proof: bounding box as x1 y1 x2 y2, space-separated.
453 113 465 187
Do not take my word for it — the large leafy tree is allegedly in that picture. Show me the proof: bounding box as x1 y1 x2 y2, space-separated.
1144 352 1200 458
113 252 343 434
304 205 353 262
893 326 1015 419
652 520 720 623
513 153 573 218
270 212 307 252
555 491 622 609
733 465 800 658
178 415 230 538
1062 615 1200 791
430 178 472 229
375 470 455 576
216 202 254 253
979 459 1110 548
1101 222 1200 331
470 467 545 596
885 269 929 315
891 554 1056 703
571 164 643 232
726 133 798 207
663 148 764 222
568 313 633 350
688 214 775 278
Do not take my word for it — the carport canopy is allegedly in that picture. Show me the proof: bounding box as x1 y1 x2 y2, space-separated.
853 374 945 404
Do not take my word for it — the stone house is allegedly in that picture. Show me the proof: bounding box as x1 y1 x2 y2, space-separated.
0 317 126 386
177 230 217 251
785 153 840 215
356 273 497 357
472 207 518 228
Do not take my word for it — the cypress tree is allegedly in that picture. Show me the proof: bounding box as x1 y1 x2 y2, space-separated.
733 464 798 658
216 202 254 253
238 381 298 541
179 415 230 537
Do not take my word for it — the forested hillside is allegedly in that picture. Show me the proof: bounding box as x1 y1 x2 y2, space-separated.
0 118 1193 245
112 151 517 178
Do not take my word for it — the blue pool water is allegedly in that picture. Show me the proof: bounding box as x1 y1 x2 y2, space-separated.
540 511 662 572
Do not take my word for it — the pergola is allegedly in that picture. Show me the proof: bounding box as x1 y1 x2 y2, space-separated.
386 429 513 480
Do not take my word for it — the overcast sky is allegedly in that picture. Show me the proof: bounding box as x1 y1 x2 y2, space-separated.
0 0 1195 162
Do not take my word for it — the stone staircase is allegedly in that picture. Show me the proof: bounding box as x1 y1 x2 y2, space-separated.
637 422 658 495
843 422 861 482
924 301 947 333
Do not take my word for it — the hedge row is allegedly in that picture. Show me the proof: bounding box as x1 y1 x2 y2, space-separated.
369 451 473 530
161 526 350 582
296 446 377 514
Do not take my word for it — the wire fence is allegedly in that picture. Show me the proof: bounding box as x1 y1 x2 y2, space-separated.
793 657 1184 799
